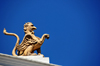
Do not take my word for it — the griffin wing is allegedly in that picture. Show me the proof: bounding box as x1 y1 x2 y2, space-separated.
16 35 40 51
16 38 29 51
16 35 33 51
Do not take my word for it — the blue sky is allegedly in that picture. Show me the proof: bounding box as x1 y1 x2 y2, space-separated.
0 0 100 66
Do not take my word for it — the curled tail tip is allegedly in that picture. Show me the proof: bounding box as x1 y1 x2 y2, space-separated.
3 28 6 33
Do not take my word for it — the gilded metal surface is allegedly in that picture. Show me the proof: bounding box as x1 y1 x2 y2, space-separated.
3 22 49 56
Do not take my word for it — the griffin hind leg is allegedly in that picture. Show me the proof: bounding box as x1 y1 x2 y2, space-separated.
17 51 24 56
37 48 44 57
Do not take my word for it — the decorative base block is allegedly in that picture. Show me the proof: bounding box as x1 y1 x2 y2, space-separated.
17 55 49 63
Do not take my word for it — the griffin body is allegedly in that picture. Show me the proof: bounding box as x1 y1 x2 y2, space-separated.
3 22 49 56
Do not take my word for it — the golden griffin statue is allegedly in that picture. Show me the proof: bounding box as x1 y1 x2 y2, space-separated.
3 22 49 56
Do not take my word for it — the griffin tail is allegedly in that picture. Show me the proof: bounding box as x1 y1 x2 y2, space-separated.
3 28 20 56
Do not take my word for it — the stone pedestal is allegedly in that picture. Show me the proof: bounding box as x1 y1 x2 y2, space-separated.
17 55 49 63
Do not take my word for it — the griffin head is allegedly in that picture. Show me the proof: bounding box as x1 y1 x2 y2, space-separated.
24 22 37 34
